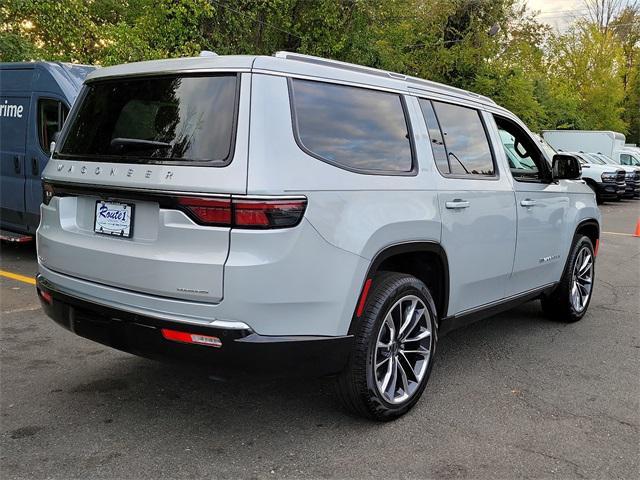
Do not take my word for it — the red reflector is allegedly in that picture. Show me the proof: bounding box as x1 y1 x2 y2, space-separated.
177 197 231 225
161 328 222 348
594 239 599 257
356 278 373 318
38 289 53 305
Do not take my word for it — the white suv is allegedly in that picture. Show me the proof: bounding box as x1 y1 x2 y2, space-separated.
37 53 601 420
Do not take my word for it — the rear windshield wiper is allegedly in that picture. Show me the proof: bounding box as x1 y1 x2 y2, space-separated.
110 138 171 153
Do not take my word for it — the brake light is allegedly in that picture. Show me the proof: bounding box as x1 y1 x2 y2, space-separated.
176 196 306 229
177 197 232 225
234 199 307 228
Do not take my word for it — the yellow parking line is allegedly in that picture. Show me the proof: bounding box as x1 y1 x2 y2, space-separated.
0 270 36 285
602 231 636 237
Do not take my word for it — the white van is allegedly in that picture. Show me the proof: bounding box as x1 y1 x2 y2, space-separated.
541 130 639 166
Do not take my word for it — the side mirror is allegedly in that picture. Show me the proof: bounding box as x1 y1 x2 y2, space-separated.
552 154 581 180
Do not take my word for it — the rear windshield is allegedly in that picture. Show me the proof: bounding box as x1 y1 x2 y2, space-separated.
57 74 239 164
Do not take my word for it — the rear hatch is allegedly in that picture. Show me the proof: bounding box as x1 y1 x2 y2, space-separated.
38 71 250 303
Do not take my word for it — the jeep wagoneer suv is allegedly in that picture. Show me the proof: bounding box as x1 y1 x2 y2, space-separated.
37 52 600 420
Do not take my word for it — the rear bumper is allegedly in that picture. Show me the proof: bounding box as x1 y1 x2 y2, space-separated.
36 275 353 377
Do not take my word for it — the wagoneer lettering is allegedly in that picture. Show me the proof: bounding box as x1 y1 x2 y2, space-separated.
36 52 601 421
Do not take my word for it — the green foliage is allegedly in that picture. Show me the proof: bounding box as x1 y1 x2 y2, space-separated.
1 0 637 136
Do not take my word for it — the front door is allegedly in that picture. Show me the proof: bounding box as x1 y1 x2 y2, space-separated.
491 115 570 296
419 99 517 315
0 95 30 232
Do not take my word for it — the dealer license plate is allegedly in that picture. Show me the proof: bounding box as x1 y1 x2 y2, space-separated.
94 200 134 238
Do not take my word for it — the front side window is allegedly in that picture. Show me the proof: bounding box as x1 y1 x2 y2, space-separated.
620 153 640 166
290 79 413 173
38 99 68 152
58 74 239 164
429 101 495 176
494 115 549 182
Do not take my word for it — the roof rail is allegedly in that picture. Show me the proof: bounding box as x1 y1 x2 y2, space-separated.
274 51 496 106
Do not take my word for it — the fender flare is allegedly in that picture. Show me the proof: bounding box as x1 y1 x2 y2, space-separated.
348 241 450 335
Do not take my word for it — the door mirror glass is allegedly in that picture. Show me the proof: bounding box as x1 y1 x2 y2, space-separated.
552 154 581 180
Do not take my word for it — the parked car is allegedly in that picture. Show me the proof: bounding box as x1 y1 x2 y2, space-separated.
582 152 640 198
36 52 601 420
567 152 626 202
0 62 95 241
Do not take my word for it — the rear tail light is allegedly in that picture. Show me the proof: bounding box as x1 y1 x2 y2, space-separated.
176 196 306 229
177 197 232 225
234 199 306 228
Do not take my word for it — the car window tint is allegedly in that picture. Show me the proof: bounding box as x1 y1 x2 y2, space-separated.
59 74 238 164
418 99 450 174
291 79 413 172
432 101 494 176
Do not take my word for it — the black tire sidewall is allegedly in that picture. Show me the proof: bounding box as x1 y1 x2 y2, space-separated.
566 236 596 319
362 275 438 415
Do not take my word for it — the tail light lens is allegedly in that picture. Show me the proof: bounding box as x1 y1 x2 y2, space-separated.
234 199 307 228
176 196 306 229
177 197 232 225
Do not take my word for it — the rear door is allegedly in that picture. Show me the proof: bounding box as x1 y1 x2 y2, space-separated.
39 72 250 303
491 114 570 295
0 94 30 232
419 99 517 314
25 95 69 233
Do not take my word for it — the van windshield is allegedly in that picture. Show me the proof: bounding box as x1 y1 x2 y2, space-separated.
57 74 238 164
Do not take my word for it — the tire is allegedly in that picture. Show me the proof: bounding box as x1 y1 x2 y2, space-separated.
335 272 438 421
541 235 595 322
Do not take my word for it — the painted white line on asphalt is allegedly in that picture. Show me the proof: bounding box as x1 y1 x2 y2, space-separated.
602 231 636 237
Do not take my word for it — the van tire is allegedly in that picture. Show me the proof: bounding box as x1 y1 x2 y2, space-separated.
335 272 437 421
541 235 595 323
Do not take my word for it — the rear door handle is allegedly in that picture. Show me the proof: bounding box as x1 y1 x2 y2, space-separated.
13 156 20 174
520 199 537 207
31 157 39 176
445 199 470 209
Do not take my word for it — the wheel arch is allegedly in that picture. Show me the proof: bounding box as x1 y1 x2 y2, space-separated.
574 218 600 248
348 242 450 335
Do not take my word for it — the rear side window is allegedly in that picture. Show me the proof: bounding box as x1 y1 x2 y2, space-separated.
38 99 68 153
421 99 495 177
58 74 239 164
290 79 413 173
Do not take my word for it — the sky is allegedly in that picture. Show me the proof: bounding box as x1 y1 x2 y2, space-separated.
526 0 635 31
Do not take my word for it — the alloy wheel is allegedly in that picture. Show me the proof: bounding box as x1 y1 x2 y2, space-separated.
373 295 432 404
571 246 594 312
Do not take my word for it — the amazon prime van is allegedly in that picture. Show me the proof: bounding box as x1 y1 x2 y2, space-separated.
0 62 94 241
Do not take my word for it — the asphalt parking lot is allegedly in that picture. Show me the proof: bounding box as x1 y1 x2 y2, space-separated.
1 200 639 480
